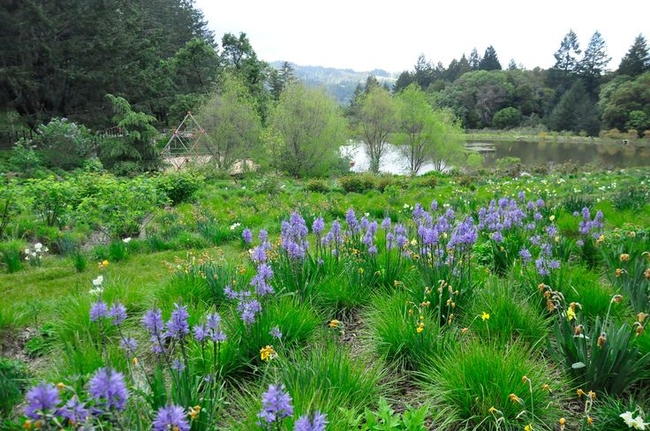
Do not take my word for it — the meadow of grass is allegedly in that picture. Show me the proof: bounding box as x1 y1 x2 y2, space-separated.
1 166 650 430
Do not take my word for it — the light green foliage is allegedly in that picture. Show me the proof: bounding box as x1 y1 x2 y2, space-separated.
355 86 399 173
195 73 262 170
356 397 429 431
422 339 563 430
265 82 348 177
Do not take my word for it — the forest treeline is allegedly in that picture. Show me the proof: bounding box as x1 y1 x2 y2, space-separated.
1 1 649 176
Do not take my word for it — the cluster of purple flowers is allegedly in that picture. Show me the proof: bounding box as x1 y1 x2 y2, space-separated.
193 312 227 344
295 411 328 431
152 405 190 431
90 300 127 326
24 367 128 428
576 206 604 239
477 198 527 237
281 212 310 260
258 384 294 425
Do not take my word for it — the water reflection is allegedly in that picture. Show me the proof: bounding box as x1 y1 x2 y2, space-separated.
343 141 650 175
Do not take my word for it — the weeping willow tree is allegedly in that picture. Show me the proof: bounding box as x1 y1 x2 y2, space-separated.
100 95 163 175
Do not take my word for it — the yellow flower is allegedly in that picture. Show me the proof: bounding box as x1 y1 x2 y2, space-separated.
620 253 631 262
567 307 576 321
103 260 109 267
611 294 623 303
521 375 530 383
460 327 469 335
132 357 138 366
587 390 596 401
56 382 64 391
189 405 201 420
328 319 340 328
559 417 566 425
358 267 364 275
587 415 593 426
22 420 32 430
597 332 607 347
260 345 275 361
576 388 586 397
488 406 497 415
508 393 523 405
416 326 424 333
645 268 650 279
524 424 533 431
549 215 555 221
616 268 624 277
481 311 490 321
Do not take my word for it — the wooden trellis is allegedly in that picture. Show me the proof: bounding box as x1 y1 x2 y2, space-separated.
161 112 217 170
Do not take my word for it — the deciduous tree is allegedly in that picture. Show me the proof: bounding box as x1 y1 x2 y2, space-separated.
195 74 262 170
265 82 348 177
355 86 398 173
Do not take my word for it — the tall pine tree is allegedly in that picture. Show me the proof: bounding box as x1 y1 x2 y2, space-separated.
617 34 650 78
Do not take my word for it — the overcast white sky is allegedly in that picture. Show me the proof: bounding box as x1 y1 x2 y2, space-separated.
194 0 648 74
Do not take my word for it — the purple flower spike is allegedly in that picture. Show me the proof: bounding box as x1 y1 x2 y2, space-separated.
152 405 190 431
295 411 328 431
108 303 127 326
258 384 294 424
312 217 325 235
24 382 60 420
166 302 189 340
88 368 129 411
90 300 109 322
242 228 253 245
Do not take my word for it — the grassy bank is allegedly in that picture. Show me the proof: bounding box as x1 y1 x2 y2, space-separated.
1 168 650 430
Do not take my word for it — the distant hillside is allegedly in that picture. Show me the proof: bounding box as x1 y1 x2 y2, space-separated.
270 62 397 105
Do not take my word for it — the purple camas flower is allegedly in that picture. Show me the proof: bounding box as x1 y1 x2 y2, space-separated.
152 405 190 431
60 396 89 425
295 411 328 431
345 208 359 234
90 300 109 322
242 228 253 245
490 231 504 243
258 229 268 242
206 312 227 342
381 217 391 230
251 263 274 296
108 303 127 326
258 384 294 424
238 299 262 324
142 308 166 353
312 217 325 235
88 368 129 411
519 248 532 264
194 324 207 342
119 337 138 358
270 326 282 339
251 245 267 264
171 358 185 372
24 382 60 420
166 302 189 340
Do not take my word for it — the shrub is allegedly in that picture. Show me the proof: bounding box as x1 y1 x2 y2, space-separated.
305 179 330 193
339 174 375 193
156 171 203 205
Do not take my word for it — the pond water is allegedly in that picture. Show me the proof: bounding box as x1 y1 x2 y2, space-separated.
343 141 650 175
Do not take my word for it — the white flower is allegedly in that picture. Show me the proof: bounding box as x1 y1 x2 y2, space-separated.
229 222 241 231
34 243 43 251
92 275 104 287
122 237 132 243
621 411 649 430
89 287 103 296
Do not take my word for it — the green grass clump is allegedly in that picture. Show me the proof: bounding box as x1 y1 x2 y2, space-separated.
420 339 565 430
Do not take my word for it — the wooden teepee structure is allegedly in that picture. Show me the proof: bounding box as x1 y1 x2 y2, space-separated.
161 112 218 170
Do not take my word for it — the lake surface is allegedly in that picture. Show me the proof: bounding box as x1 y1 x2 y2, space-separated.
343 141 650 175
